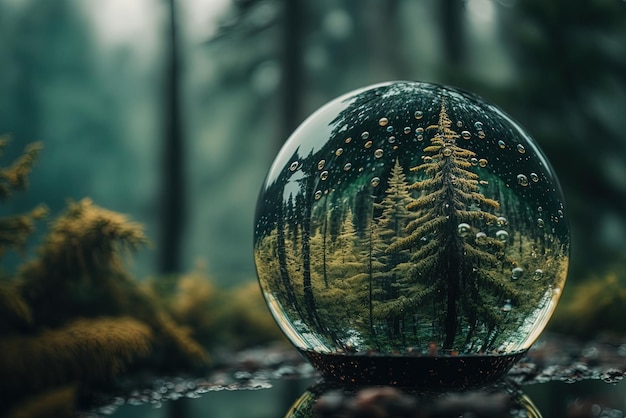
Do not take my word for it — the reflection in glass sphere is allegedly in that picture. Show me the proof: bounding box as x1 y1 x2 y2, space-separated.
254 81 569 386
284 381 541 418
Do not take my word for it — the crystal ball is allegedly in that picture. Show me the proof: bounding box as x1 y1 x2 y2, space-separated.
254 81 569 387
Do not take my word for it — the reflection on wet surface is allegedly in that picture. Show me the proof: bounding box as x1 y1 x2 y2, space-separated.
99 334 626 417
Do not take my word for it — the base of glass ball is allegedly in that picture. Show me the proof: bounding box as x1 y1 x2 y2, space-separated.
300 349 526 388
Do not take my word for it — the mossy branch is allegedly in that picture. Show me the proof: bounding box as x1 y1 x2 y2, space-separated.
0 140 43 199
20 198 147 282
0 317 153 393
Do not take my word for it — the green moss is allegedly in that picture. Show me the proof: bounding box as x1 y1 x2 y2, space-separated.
0 317 153 394
0 142 209 416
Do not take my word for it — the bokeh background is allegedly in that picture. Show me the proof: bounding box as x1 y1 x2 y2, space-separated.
0 0 625 323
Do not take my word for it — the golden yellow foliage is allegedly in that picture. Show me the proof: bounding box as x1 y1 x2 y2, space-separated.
0 139 48 256
21 198 147 282
148 269 284 351
0 140 211 413
0 205 47 257
153 313 209 367
0 317 153 393
221 281 285 349
6 385 77 418
0 139 42 199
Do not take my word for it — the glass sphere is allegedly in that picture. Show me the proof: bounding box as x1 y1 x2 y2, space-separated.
254 81 569 386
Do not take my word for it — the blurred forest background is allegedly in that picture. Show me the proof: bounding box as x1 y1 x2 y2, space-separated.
0 0 625 328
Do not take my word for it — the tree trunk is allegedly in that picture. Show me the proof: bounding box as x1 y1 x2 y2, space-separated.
439 0 465 66
160 0 185 275
277 201 304 319
280 0 304 145
301 173 318 327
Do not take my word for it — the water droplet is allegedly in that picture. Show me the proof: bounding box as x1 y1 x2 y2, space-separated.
289 161 299 172
370 177 380 187
476 232 487 239
496 230 509 242
374 149 384 158
417 135 424 141
345 137 352 144
533 269 543 280
343 162 352 171
538 206 543 212
378 117 389 127
364 140 373 148
517 144 526 154
462 130 472 140
457 120 463 127
530 172 539 183
498 140 506 149
415 127 424 134
479 180 489 185
423 156 433 162
474 121 484 130
511 267 524 280
442 147 453 157
414 110 423 119
361 131 370 140
517 174 529 187
477 130 486 139
497 216 508 226
388 136 396 144
386 126 394 133
314 190 322 200
317 160 325 170
335 148 344 156
320 170 329 180
470 158 478 166
478 159 488 168
536 218 544 228
403 126 411 134
458 223 471 237
502 299 513 312
558 209 564 218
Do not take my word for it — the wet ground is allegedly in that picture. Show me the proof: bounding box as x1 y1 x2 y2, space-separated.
84 333 626 417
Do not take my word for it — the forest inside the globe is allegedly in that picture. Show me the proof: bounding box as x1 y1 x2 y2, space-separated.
255 94 569 355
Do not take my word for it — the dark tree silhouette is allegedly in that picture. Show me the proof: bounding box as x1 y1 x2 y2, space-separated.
160 0 185 276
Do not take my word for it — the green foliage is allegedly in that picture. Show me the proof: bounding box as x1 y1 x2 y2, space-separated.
0 139 47 257
0 144 215 416
550 266 626 338
145 268 285 352
20 198 147 285
0 317 153 394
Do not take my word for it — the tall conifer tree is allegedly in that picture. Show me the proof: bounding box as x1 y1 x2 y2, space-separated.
387 102 518 350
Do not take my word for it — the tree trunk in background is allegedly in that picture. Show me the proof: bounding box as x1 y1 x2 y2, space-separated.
439 0 465 66
160 0 185 276
280 0 304 147
162 0 188 416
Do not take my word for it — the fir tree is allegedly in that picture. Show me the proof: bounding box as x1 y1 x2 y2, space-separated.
387 102 518 350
